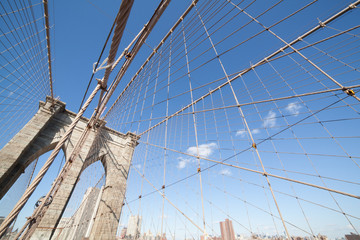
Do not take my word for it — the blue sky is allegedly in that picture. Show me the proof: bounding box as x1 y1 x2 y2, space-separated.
1 0 360 239
52 0 191 115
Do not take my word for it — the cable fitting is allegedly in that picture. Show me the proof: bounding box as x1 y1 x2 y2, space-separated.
318 19 326 28
124 50 132 59
93 58 113 73
138 195 142 199
343 88 355 96
197 167 201 173
162 185 165 189
349 3 356 9
96 78 107 91
252 143 257 149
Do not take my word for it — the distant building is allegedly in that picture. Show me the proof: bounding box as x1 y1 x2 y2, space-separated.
161 233 167 240
316 234 328 240
155 233 161 240
291 237 304 240
54 186 103 240
120 227 127 239
220 219 235 240
345 233 360 240
152 232 167 240
126 215 142 239
143 230 154 240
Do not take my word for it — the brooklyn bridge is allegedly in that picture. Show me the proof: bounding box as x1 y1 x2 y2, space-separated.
0 0 359 239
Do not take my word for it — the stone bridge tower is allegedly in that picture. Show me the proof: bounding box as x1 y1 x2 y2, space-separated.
0 97 139 239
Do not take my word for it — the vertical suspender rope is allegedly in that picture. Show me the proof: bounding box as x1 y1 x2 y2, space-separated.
0 0 187 237
1 0 173 237
181 18 208 237
0 83 102 238
95 0 172 122
1 0 139 236
104 0 199 120
138 0 360 137
18 116 95 240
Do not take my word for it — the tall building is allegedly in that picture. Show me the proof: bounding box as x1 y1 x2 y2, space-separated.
120 227 127 239
54 186 103 240
126 215 142 239
219 219 235 240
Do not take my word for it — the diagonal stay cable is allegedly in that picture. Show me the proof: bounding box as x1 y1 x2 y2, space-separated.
128 91 360 205
139 0 360 137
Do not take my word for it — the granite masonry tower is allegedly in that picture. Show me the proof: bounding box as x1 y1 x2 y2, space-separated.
0 97 139 239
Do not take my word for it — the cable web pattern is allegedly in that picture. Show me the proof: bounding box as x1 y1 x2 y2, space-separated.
0 0 53 149
103 0 360 238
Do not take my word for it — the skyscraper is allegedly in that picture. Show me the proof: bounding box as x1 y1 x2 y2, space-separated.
54 186 103 240
219 219 235 240
126 215 142 239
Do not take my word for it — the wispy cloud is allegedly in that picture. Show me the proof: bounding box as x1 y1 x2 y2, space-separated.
252 128 260 134
236 129 247 137
177 143 217 170
219 169 232 176
263 110 277 128
186 142 217 158
133 164 142 170
177 157 191 169
236 128 260 137
286 102 302 116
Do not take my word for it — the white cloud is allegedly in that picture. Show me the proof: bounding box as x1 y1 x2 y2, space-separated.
186 142 217 158
236 128 260 137
178 143 217 170
286 102 302 116
236 129 247 137
263 110 277 128
177 157 191 169
252 128 260 134
219 169 232 176
133 164 141 170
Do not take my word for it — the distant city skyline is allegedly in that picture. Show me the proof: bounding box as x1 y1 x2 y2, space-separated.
116 216 359 240
1 0 359 239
